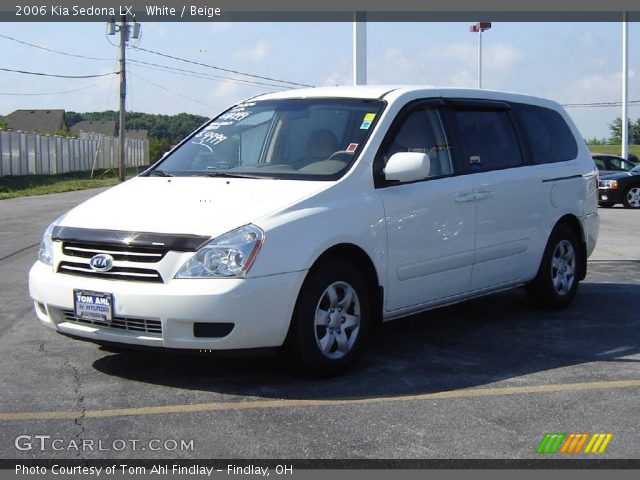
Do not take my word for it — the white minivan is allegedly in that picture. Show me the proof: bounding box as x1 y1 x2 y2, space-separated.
29 86 599 376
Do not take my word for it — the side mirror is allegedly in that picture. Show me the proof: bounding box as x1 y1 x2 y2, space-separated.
384 152 431 183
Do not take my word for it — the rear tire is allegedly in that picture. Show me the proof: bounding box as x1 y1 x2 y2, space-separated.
622 185 640 209
526 224 582 310
286 257 371 378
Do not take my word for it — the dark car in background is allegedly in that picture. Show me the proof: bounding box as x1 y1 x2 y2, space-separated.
592 153 637 176
598 164 640 208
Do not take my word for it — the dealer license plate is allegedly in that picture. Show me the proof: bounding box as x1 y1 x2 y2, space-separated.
73 290 113 323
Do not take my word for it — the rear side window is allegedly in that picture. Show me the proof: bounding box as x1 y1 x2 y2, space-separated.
515 104 578 164
451 109 523 171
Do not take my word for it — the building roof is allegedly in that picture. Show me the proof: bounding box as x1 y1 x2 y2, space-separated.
125 129 148 140
70 120 117 137
4 109 67 134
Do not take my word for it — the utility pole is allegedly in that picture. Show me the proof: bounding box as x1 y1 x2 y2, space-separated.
107 17 141 182
622 12 629 160
118 15 127 182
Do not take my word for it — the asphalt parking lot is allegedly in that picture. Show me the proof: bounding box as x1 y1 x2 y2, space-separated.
0 188 638 460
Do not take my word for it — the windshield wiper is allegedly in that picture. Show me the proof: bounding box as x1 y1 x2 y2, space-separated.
148 169 174 177
193 172 268 179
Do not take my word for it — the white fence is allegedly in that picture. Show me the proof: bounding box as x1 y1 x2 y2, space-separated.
0 130 149 177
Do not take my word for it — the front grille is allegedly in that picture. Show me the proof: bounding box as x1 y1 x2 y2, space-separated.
61 309 162 336
58 241 165 283
62 242 167 263
58 261 163 283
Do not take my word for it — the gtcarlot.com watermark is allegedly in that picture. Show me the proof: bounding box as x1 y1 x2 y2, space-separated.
15 434 194 452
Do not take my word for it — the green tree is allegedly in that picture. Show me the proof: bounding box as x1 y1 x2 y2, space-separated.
149 137 173 163
587 137 607 145
608 117 640 144
66 110 209 162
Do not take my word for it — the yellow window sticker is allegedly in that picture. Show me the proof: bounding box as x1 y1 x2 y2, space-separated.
360 113 376 130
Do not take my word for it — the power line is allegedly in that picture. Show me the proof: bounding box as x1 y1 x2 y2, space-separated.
0 33 114 61
0 67 118 79
0 79 112 96
563 100 640 108
129 69 216 109
127 58 287 90
129 45 314 88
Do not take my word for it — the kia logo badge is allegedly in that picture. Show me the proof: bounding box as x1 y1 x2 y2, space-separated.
89 254 114 272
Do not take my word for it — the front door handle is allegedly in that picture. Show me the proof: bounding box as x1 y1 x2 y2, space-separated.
455 192 476 203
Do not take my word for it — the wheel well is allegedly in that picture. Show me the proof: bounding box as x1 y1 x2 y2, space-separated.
623 182 640 195
310 244 383 325
555 214 587 280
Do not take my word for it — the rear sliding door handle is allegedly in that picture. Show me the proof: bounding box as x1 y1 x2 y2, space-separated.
474 191 495 201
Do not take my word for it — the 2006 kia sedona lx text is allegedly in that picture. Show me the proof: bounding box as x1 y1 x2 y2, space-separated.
29 86 599 376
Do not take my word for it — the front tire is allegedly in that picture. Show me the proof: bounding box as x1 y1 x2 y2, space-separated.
622 185 640 209
526 224 582 310
286 257 371 377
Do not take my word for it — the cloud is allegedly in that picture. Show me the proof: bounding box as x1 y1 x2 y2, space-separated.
368 41 522 88
485 44 523 71
237 39 270 61
449 69 476 88
576 31 597 47
210 22 231 34
564 70 636 103
425 43 475 62
322 70 350 86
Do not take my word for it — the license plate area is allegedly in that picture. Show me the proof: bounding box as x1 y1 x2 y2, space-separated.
73 290 113 323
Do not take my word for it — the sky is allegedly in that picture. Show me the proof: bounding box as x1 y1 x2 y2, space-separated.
1 21 638 140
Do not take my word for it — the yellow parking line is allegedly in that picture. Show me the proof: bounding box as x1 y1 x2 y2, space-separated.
1 378 639 422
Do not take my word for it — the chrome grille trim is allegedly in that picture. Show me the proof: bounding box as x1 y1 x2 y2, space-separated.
60 309 162 336
65 246 163 258
62 241 167 263
58 261 163 283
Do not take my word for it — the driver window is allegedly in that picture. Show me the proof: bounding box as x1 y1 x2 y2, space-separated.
381 108 452 178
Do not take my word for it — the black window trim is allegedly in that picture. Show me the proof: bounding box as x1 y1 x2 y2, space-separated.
442 99 531 175
511 102 578 165
374 98 457 189
375 97 573 188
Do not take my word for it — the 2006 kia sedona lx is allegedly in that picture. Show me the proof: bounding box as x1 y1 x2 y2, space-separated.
29 86 599 376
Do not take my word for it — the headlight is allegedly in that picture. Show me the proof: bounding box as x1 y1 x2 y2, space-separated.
599 179 619 189
175 225 264 279
38 215 65 267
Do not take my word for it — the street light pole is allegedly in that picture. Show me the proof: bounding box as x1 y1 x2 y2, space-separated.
353 12 367 85
470 22 491 89
622 12 629 160
478 28 483 89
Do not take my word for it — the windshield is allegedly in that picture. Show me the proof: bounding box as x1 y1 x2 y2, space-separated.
632 165 640 173
152 98 385 180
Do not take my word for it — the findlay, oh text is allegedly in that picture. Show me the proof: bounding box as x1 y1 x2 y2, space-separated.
16 464 293 476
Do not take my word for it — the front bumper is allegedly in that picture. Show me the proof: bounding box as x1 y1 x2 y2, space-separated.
582 211 599 259
598 187 622 205
29 261 307 350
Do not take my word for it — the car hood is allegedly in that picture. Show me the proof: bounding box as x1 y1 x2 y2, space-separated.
599 171 640 180
60 176 330 238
